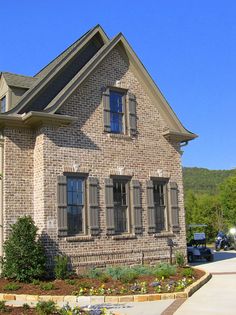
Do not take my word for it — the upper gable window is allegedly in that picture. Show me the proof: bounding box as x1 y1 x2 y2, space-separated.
0 96 6 113
103 88 137 136
110 91 125 133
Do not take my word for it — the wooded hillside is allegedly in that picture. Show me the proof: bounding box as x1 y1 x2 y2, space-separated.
183 167 236 195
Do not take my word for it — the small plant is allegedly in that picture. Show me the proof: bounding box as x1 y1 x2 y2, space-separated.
36 301 57 315
32 279 41 286
0 300 8 313
3 282 21 291
153 263 176 279
120 270 138 284
175 251 185 267
77 281 92 289
39 282 55 291
98 273 110 283
23 303 30 310
181 267 194 278
86 267 103 279
65 278 77 286
54 255 69 280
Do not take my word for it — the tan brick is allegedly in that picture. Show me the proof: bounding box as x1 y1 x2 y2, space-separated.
148 294 161 301
104 296 119 303
119 295 134 303
3 294 16 301
133 295 148 302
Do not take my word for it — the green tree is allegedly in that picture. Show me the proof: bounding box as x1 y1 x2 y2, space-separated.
219 175 236 227
2 216 46 282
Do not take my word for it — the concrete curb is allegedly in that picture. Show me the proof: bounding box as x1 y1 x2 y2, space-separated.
0 270 211 306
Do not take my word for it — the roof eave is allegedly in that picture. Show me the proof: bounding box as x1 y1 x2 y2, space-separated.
162 130 198 143
0 112 77 129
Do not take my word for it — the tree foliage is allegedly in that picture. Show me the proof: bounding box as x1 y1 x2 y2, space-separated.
2 216 46 282
184 167 236 242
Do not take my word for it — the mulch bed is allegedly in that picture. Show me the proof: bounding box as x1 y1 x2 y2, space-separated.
0 268 205 296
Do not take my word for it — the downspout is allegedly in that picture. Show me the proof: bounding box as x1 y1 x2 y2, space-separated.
0 134 4 272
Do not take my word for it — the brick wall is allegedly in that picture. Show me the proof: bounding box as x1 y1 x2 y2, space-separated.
3 45 187 268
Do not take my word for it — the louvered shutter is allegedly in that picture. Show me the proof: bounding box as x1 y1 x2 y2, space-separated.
103 88 111 132
131 180 142 234
105 178 115 235
88 177 99 236
128 93 137 136
170 182 180 231
57 175 68 236
146 180 156 233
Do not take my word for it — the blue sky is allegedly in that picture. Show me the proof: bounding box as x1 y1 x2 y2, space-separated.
1 0 235 170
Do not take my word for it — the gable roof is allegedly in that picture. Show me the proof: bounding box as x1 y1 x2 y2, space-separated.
5 25 109 115
0 25 197 142
2 72 38 89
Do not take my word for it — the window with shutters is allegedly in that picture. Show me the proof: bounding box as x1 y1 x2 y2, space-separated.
103 87 137 136
67 177 86 235
113 178 130 233
153 180 168 232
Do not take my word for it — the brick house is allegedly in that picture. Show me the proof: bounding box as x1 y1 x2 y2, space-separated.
0 25 196 268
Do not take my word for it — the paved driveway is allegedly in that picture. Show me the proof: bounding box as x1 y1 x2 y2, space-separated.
174 250 236 315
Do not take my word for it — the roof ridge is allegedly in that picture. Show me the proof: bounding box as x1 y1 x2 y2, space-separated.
6 25 108 115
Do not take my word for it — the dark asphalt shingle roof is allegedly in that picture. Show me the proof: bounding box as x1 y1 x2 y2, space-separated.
2 72 38 89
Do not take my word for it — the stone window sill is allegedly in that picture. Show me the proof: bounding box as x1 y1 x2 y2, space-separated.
65 235 94 242
107 133 134 141
112 234 137 240
153 232 175 238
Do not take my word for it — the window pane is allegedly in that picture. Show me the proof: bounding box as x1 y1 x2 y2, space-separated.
67 177 84 234
114 207 127 233
68 206 83 234
1 96 6 113
111 113 123 133
153 181 167 231
110 91 123 112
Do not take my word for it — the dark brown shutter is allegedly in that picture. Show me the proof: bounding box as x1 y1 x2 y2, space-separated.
128 93 137 136
170 182 180 231
103 88 111 132
105 178 115 235
131 180 142 234
57 175 68 236
88 177 99 236
146 180 156 233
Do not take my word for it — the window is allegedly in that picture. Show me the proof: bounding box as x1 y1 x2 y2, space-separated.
67 177 85 235
153 181 168 231
103 88 137 136
113 179 129 233
110 91 125 133
0 96 6 113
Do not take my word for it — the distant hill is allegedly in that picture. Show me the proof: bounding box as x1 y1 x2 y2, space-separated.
183 167 236 195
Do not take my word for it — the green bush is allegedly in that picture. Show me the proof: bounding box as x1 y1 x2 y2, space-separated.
181 267 194 278
120 270 139 284
153 263 177 279
3 282 21 291
39 282 55 291
105 266 125 280
54 255 69 280
35 301 57 315
2 216 46 282
175 251 185 267
86 267 104 279
131 265 153 276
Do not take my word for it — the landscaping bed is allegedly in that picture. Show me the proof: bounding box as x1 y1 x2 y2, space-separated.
0 265 204 296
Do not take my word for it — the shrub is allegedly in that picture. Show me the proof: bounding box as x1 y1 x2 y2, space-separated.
120 270 139 284
181 267 194 278
0 300 8 312
32 279 41 286
77 281 92 289
39 282 55 291
65 279 77 286
54 255 69 280
131 265 152 276
2 216 46 282
175 251 185 267
105 266 124 280
153 263 177 279
3 282 21 291
36 301 57 315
